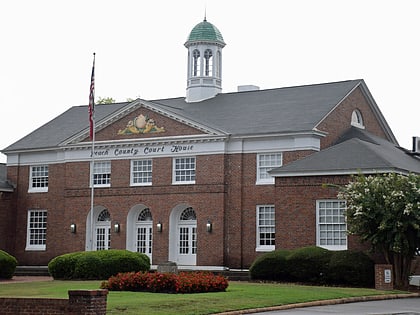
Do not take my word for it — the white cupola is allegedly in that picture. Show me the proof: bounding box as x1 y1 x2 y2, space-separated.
184 18 226 103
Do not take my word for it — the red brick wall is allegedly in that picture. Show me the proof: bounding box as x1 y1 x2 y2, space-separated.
275 175 373 253
0 192 15 253
0 290 108 315
317 86 390 149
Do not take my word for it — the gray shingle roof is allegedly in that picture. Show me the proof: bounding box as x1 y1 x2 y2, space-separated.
2 79 390 153
3 102 129 152
269 128 420 176
152 79 363 136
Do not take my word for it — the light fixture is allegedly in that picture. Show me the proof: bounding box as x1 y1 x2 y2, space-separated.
157 221 162 233
114 222 120 233
206 220 212 233
70 223 76 233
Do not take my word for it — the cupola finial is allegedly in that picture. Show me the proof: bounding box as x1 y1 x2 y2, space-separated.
204 6 207 21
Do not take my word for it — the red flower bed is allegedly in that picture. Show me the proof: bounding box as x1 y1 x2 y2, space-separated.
101 271 228 293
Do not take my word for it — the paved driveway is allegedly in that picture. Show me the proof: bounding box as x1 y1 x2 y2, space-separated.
258 297 420 314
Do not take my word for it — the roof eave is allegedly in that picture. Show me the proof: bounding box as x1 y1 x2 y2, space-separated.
270 167 417 178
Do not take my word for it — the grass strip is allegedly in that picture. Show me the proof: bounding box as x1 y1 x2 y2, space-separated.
0 280 406 315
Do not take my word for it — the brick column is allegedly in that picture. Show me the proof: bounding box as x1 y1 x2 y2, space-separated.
375 264 393 290
68 290 108 315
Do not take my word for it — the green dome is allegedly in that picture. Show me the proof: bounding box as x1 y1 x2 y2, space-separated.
185 19 225 46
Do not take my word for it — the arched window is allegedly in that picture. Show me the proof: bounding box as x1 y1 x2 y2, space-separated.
138 208 152 221
180 207 197 220
204 49 213 76
98 209 111 222
351 109 364 128
192 49 200 76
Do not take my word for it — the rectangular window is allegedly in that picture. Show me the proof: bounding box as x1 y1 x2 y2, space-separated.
131 159 152 186
257 153 282 184
26 210 47 251
317 200 347 250
29 165 49 192
173 157 196 184
92 161 111 187
256 205 275 251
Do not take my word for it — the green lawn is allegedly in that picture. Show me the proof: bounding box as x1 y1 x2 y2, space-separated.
0 280 406 315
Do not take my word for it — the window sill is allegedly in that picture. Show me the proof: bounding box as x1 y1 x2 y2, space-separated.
28 188 48 193
25 246 46 251
256 246 275 252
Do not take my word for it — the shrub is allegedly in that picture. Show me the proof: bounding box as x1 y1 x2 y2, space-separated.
0 250 18 279
327 250 374 287
48 250 150 279
101 271 229 293
249 249 291 281
287 246 332 284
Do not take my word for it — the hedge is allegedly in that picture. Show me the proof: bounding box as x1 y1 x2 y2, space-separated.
0 250 18 279
48 249 150 280
249 249 291 281
250 246 375 287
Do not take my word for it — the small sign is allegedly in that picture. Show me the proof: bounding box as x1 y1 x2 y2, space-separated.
384 269 392 283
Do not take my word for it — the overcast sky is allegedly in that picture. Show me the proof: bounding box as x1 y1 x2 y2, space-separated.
1 0 419 163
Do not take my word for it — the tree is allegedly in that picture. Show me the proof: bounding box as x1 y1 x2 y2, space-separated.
338 173 420 289
96 97 115 104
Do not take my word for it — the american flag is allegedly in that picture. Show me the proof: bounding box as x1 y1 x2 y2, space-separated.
88 53 95 140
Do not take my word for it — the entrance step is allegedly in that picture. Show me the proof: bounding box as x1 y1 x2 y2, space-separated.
14 266 50 277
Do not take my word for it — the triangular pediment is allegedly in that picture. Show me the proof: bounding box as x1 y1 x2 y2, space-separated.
64 99 227 146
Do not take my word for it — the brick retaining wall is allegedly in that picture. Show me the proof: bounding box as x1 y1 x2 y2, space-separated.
0 289 108 315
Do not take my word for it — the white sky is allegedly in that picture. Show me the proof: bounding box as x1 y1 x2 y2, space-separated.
1 0 419 163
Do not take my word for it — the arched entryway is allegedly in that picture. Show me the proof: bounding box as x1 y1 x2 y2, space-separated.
169 205 197 265
86 206 111 251
126 204 153 262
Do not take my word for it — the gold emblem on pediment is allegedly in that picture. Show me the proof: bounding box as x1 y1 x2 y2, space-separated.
118 114 165 135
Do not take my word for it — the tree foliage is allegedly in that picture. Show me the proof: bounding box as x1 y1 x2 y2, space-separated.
96 96 116 104
338 173 420 288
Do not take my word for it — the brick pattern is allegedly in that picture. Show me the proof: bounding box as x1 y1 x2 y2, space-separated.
2 87 395 269
375 264 394 290
0 290 108 315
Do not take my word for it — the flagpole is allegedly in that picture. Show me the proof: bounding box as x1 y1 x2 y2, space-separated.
89 52 96 251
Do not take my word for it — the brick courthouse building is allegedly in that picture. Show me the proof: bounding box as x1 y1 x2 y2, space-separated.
1 19 419 269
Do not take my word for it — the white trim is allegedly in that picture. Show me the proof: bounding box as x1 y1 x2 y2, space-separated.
316 200 347 251
256 152 283 185
172 156 196 185
91 161 111 188
28 165 49 193
130 159 153 186
255 205 275 252
25 209 47 251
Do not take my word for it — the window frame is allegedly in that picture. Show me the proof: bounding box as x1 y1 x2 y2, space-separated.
172 156 196 185
130 159 153 186
256 153 283 185
316 200 348 250
256 205 275 252
91 161 111 188
25 209 47 251
28 165 49 193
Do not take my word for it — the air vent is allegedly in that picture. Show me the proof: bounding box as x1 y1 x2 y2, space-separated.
413 136 420 153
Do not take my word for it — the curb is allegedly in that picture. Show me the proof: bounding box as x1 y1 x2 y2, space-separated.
214 293 420 315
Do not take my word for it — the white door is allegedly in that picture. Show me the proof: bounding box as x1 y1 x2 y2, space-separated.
94 209 111 250
136 224 153 260
176 207 197 265
95 226 111 250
